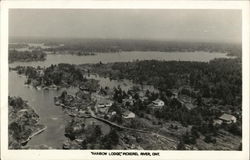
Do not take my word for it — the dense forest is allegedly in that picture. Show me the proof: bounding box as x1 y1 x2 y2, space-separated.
88 58 242 106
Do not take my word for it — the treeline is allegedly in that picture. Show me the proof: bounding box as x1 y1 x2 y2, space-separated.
55 40 241 56
9 50 46 63
11 38 241 57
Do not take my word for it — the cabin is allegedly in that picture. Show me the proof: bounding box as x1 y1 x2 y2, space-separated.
148 99 165 112
219 113 237 124
79 84 89 92
96 99 113 113
96 99 113 108
152 99 165 107
122 110 135 119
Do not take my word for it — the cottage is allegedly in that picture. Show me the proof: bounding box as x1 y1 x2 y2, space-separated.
219 113 237 124
79 84 89 92
152 99 165 107
122 110 135 119
96 99 113 108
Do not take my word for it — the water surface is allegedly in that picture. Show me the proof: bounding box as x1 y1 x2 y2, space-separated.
10 51 231 68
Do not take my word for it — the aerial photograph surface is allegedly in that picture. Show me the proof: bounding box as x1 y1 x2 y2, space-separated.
8 9 242 150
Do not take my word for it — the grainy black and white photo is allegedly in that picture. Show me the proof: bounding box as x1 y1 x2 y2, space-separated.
8 9 242 151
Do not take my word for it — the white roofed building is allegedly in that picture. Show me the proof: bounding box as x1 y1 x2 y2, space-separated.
219 113 237 124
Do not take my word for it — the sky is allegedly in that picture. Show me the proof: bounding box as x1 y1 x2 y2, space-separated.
9 9 241 43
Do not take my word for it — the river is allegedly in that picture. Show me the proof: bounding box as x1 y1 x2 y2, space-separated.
8 51 232 149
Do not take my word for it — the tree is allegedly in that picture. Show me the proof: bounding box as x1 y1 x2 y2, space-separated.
94 125 102 137
109 129 119 145
204 135 216 144
177 139 186 150
238 143 242 151
81 140 87 149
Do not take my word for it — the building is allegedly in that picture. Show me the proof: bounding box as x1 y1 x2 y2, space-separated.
96 99 113 108
219 113 237 124
122 110 136 119
213 119 223 126
96 99 113 113
79 84 89 92
152 99 165 107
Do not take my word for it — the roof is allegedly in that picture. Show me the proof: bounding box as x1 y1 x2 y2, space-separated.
153 99 163 103
123 110 132 116
213 119 223 124
97 99 113 105
122 110 135 118
219 113 236 121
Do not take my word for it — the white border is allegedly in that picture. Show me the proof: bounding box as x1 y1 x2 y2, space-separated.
1 1 249 160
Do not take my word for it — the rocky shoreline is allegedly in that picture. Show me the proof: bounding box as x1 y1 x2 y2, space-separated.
20 125 47 145
8 96 47 149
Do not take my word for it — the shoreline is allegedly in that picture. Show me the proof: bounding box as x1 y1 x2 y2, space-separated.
21 126 47 145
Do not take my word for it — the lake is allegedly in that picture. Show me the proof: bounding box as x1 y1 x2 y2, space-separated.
9 51 232 149
10 51 231 68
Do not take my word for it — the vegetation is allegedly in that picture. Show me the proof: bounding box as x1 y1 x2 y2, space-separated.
8 96 46 149
88 58 241 106
82 58 242 148
10 38 241 56
9 50 46 63
12 64 91 88
9 39 242 150
30 38 242 57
